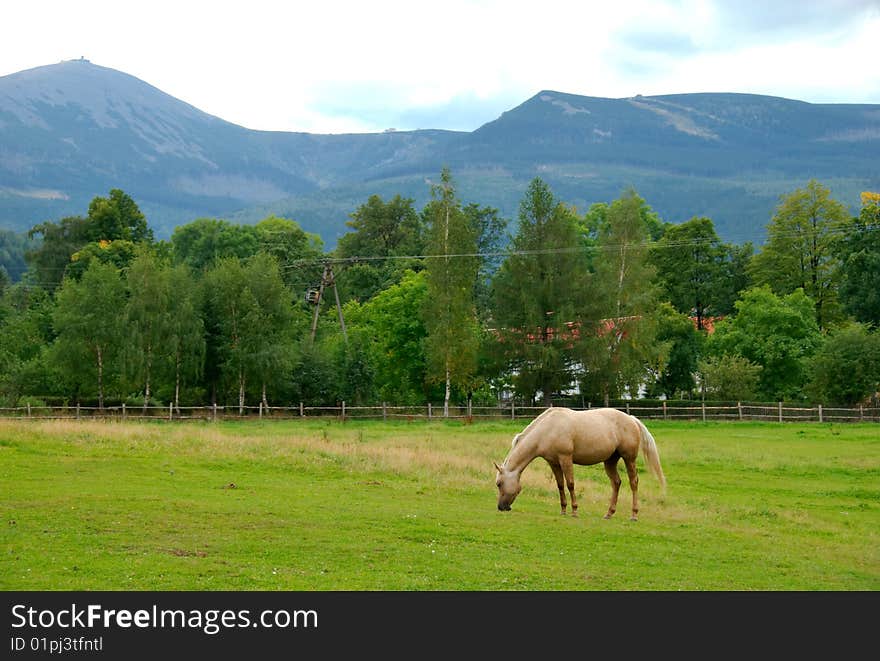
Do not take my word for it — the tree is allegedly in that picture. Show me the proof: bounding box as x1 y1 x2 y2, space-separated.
0 229 31 283
171 218 260 272
164 264 205 411
581 188 662 401
65 239 138 281
335 194 424 302
290 338 337 406
202 255 295 413
26 189 152 291
651 216 729 330
707 286 822 401
347 270 429 404
648 303 703 399
749 179 851 329
240 253 298 410
202 258 259 412
84 188 153 244
491 178 589 405
696 355 763 401
124 249 171 411
463 202 508 321
582 198 665 245
329 327 376 406
807 323 880 405
719 241 754 315
52 261 126 408
836 192 880 326
255 215 324 294
422 168 480 416
0 285 57 405
26 215 90 291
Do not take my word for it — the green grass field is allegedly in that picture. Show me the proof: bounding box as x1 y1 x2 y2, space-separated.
1 418 877 591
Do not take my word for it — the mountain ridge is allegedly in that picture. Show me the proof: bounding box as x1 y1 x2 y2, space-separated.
2 59 878 247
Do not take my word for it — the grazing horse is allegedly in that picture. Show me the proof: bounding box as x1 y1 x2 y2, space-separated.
493 407 666 520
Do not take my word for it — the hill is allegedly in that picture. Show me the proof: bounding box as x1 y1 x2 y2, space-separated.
2 59 878 246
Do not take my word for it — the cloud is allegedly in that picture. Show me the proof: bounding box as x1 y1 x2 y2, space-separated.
709 0 879 41
301 79 526 132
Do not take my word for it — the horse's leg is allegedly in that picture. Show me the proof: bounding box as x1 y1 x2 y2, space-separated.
560 456 578 517
624 456 640 521
549 462 567 515
603 456 622 519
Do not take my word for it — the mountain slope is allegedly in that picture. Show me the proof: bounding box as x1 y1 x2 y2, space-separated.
1 60 878 246
0 59 459 238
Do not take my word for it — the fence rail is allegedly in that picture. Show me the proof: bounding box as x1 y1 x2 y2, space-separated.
1 401 878 423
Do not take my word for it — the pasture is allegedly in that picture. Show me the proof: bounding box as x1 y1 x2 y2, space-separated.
1 417 877 590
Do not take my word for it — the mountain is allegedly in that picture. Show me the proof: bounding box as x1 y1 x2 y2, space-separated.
2 59 879 247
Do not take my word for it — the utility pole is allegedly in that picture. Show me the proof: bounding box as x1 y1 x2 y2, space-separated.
307 261 347 343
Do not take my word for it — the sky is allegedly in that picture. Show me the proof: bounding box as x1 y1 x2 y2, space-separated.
2 0 879 134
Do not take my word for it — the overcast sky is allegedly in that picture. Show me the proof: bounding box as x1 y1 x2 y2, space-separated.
3 0 879 134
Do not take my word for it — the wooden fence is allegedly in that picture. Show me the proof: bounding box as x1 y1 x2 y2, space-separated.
1 400 878 423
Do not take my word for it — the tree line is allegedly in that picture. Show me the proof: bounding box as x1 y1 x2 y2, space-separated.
1 173 878 411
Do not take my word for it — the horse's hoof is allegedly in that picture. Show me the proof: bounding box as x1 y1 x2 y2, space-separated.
603 513 613 520
630 516 638 522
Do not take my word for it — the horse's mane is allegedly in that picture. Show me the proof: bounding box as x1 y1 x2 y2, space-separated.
510 407 559 448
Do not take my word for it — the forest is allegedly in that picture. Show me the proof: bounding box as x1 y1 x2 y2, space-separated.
0 171 878 411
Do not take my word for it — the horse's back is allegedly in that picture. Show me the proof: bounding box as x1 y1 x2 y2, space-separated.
568 408 641 464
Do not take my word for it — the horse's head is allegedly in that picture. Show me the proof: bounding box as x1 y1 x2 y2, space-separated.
494 461 521 511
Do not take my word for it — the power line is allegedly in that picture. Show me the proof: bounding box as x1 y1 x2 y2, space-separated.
7 221 877 279
277 222 878 270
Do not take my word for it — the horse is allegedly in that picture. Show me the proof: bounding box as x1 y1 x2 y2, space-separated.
493 407 666 520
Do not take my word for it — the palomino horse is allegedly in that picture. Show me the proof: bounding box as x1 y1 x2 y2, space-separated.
494 407 666 520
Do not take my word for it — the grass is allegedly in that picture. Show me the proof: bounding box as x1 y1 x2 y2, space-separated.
0 418 877 591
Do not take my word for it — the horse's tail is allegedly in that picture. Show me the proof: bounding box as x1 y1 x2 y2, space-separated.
633 416 667 496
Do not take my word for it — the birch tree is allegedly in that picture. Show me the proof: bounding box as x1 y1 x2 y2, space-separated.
581 187 662 401
53 261 125 409
124 249 170 411
165 264 205 412
422 168 479 416
203 258 257 413
203 255 295 413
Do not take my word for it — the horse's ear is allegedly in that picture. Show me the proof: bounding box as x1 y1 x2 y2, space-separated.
493 461 502 473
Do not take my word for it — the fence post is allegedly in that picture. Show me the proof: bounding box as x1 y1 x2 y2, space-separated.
663 401 667 420
860 405 864 422
626 402 630 415
300 402 304 417
427 403 432 419
382 402 387 422
212 402 217 422
511 400 515 420
778 401 783 423
76 403 80 420
27 403 31 418
738 401 743 421
341 401 346 422
169 402 173 421
818 404 823 423
122 403 126 420
701 401 706 422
